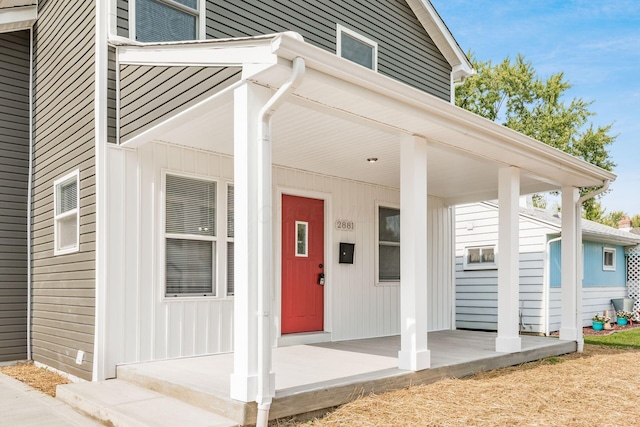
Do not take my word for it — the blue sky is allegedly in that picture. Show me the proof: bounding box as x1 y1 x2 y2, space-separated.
430 0 640 216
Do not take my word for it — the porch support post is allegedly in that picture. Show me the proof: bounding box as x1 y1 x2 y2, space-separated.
398 134 430 371
230 82 273 402
495 166 522 353
559 186 582 347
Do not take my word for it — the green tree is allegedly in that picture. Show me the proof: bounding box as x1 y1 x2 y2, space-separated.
632 214 640 228
600 210 626 228
456 54 616 220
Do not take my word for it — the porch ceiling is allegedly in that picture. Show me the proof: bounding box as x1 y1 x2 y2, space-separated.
120 33 615 205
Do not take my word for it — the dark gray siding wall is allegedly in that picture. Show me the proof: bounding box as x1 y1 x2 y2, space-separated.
0 30 30 363
32 0 96 380
117 0 129 38
119 65 240 142
117 0 452 100
108 46 117 143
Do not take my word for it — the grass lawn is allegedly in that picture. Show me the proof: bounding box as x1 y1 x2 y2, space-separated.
584 327 640 348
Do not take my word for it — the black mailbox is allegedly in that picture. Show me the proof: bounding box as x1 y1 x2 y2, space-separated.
339 242 355 264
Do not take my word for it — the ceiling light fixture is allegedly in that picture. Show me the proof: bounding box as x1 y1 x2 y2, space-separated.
367 157 378 163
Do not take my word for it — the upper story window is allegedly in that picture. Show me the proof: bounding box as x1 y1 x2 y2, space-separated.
135 0 202 42
603 247 616 271
377 204 400 284
54 170 80 255
463 245 497 270
337 24 378 71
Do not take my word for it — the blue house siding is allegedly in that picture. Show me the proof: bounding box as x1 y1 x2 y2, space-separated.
550 240 626 288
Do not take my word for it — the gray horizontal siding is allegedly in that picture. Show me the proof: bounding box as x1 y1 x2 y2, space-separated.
108 46 117 143
0 30 30 362
32 0 96 380
116 0 452 100
119 65 241 142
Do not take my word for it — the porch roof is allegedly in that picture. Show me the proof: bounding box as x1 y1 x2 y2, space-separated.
116 32 615 206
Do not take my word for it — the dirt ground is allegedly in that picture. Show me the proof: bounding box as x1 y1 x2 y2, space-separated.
275 344 640 427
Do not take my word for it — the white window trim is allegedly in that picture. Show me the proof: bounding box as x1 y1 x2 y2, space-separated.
295 221 309 257
130 0 206 42
162 170 229 300
463 245 498 270
53 169 80 256
603 247 616 271
375 201 400 286
336 23 378 71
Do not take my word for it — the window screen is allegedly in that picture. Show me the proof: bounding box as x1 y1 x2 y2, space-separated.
136 0 198 42
54 172 79 255
340 32 375 69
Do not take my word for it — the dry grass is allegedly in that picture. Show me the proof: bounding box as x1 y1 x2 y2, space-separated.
276 345 640 427
0 362 70 397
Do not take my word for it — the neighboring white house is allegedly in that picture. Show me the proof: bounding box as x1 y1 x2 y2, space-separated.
456 201 640 335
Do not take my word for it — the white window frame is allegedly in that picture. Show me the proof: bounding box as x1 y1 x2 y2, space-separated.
53 170 80 256
162 171 219 299
603 247 616 271
336 24 378 71
130 0 206 42
463 245 497 270
295 221 309 257
375 202 400 286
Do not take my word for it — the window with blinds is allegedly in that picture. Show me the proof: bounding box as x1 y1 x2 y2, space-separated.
226 184 234 296
54 171 80 255
165 174 216 296
135 0 200 42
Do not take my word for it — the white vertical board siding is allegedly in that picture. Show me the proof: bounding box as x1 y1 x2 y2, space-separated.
549 286 627 332
105 143 234 377
455 203 553 333
274 167 453 341
106 143 454 372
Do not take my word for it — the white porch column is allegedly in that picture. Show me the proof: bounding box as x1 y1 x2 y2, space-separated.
559 186 582 346
398 134 430 371
230 82 272 402
495 167 522 353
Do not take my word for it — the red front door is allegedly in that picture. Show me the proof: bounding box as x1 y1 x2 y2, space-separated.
281 195 325 334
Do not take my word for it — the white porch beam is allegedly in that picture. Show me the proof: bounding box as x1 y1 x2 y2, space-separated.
230 82 273 402
398 134 430 371
496 166 522 353
117 41 276 67
559 186 582 346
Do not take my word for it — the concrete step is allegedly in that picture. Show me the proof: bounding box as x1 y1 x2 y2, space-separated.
57 379 239 427
116 361 256 424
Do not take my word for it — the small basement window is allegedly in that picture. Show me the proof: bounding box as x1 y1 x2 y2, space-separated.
463 245 497 270
603 247 616 271
337 24 378 70
53 170 80 255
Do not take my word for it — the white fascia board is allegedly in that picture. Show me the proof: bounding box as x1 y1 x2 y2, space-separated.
271 33 616 188
0 5 36 33
117 39 277 67
405 0 474 80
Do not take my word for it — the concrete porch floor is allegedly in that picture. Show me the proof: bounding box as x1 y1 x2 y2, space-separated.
59 330 576 426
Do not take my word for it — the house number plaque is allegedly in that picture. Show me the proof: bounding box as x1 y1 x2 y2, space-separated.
335 220 355 231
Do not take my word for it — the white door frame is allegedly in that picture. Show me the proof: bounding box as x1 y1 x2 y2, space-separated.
274 186 333 345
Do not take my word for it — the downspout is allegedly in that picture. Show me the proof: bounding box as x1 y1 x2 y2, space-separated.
573 180 610 351
255 56 305 427
544 236 562 336
26 27 34 361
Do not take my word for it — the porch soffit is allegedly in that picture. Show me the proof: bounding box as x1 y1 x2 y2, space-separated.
116 33 615 206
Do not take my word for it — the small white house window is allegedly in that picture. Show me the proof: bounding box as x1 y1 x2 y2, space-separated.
165 174 216 297
134 0 202 42
295 221 309 257
603 247 616 271
463 245 497 270
337 24 378 71
377 205 400 284
53 170 80 255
